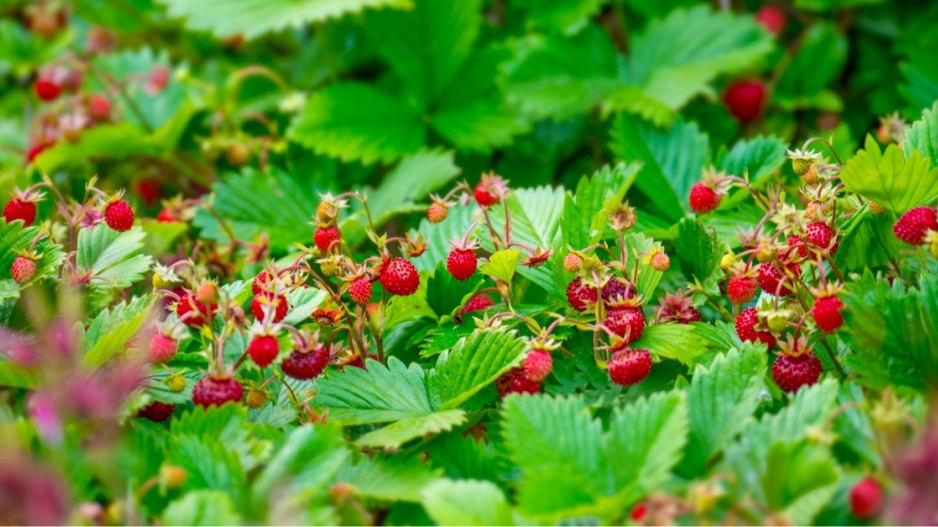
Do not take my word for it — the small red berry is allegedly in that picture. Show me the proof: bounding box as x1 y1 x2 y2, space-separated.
104 200 135 232
735 307 776 348
727 275 758 305
894 206 938 245
156 209 176 223
805 221 837 254
630 503 648 523
34 79 62 101
10 256 37 284
756 261 800 297
251 294 288 323
604 308 645 343
135 179 160 206
280 345 329 380
755 5 786 36
523 349 553 382
252 270 273 296
192 377 243 407
771 351 822 392
787 235 807 259
314 225 341 252
247 335 279 368
447 248 477 281
379 257 420 296
724 80 765 122
462 293 494 315
137 401 175 422
348 276 372 305
427 202 448 223
496 367 539 396
147 333 178 364
88 95 112 121
566 277 598 312
474 181 500 207
26 142 51 163
689 183 722 214
849 477 883 519
176 293 216 327
601 278 635 305
812 295 843 334
3 199 38 226
608 348 652 386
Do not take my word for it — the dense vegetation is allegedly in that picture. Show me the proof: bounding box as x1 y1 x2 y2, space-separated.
1 0 938 525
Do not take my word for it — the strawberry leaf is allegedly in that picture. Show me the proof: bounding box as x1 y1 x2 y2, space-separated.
760 440 840 525
561 163 639 249
841 135 938 212
632 322 708 366
314 357 432 425
83 294 157 369
162 490 242 526
356 410 467 449
76 225 153 299
336 456 442 503
478 250 520 283
421 479 514 526
426 262 484 319
902 100 938 163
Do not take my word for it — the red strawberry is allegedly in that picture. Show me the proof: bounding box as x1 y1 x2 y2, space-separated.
11 256 37 284
379 257 419 296
88 95 112 121
349 276 372 305
735 307 776 348
772 351 822 392
850 477 883 519
104 200 134 232
26 142 52 163
280 345 329 380
813 295 843 334
176 293 216 327
447 248 477 281
34 78 61 101
805 221 837 254
252 270 273 296
566 277 598 312
894 206 938 245
3 199 38 226
156 209 176 223
192 376 243 407
523 349 553 382
604 308 645 343
601 278 635 305
787 235 807 259
247 335 279 368
474 181 500 207
314 225 341 252
137 401 175 422
427 202 448 223
727 274 758 305
496 367 539 396
756 261 800 297
251 294 288 323
147 333 178 364
462 293 494 314
755 5 786 35
689 183 722 214
724 80 765 122
135 179 160 206
608 348 652 386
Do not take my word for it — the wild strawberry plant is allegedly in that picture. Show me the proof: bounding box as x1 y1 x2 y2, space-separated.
2 0 938 525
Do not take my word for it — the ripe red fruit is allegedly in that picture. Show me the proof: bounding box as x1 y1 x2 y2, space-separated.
772 351 822 392
894 206 938 245
756 261 800 297
735 307 776 348
474 181 500 207
608 348 652 386
26 142 52 163
34 79 61 101
427 202 448 223
280 345 329 380
447 248 477 281
104 200 135 232
252 270 273 296
11 256 37 284
724 80 766 122
727 275 758 305
566 277 598 312
849 477 883 519
176 293 216 327
755 5 786 35
3 199 37 226
379 257 420 296
787 234 807 259
135 179 160 206
523 349 553 382
192 377 243 407
88 95 112 121
314 225 341 252
247 335 280 368
805 221 837 254
604 308 645 343
251 294 288 323
496 367 539 396
147 333 178 364
156 209 176 223
813 295 843 334
137 401 175 422
348 276 372 305
689 183 722 214
462 293 494 314
601 278 634 305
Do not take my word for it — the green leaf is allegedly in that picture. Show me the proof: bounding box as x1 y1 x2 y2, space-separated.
674 219 721 283
761 440 840 525
356 409 467 449
314 357 432 425
33 124 161 174
633 323 708 366
365 149 461 226
0 356 39 388
162 490 241 526
410 203 477 272
841 135 938 212
719 135 788 182
427 329 527 410
83 295 157 368
336 455 442 502
421 479 514 526
902 101 938 163
282 287 327 326
158 0 412 39
610 114 709 221
834 207 901 271
479 250 520 283
561 163 639 249
775 22 848 107
0 222 64 296
512 0 607 35
289 82 424 164
621 232 665 301
426 262 483 319
76 225 152 291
